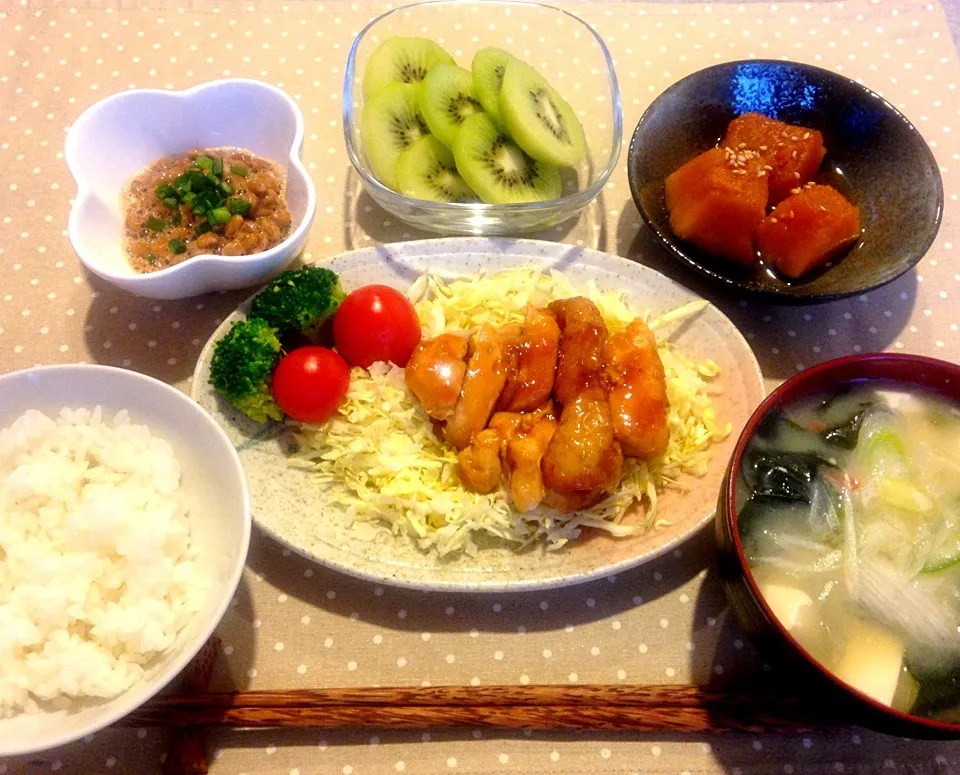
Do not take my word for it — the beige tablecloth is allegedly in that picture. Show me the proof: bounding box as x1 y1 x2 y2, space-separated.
3 0 960 772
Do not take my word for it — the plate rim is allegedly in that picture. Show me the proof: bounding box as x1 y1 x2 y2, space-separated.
191 236 765 592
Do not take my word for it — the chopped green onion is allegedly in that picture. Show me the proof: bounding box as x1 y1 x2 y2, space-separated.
146 254 158 265
228 198 251 216
212 157 224 177
219 181 234 197
168 238 187 254
145 216 166 232
155 184 176 199
172 211 182 226
192 204 207 216
195 155 213 170
195 221 212 237
162 196 178 209
209 207 232 225
182 192 197 205
230 165 248 177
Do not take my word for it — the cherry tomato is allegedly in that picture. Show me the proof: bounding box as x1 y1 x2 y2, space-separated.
272 346 350 424
333 284 422 368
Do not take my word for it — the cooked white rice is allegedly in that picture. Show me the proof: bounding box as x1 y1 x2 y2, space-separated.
0 406 206 715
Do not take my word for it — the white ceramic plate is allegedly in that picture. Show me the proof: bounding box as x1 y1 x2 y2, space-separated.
191 238 764 592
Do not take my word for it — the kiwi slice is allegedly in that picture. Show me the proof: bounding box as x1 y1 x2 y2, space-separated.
452 113 562 204
361 83 430 191
362 37 455 99
419 64 484 149
471 47 516 127
396 136 477 203
499 59 587 168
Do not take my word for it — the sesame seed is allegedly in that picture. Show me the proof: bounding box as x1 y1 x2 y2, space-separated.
738 142 747 149
790 135 798 141
819 205 827 211
763 165 773 171
757 170 766 177
794 171 801 178
758 145 768 151
803 132 811 140
791 187 801 195
792 150 798 159
732 169 747 175
769 217 778 223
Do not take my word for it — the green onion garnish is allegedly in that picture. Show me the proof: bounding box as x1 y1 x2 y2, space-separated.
228 198 251 216
209 207 232 225
195 155 213 170
212 157 224 177
155 184 176 199
219 181 234 197
145 216 166 232
146 254 158 265
230 165 248 177
162 196 178 209
168 238 187 254
171 211 182 226
192 204 207 216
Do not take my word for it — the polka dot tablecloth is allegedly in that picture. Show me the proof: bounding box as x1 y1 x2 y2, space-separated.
3 0 960 772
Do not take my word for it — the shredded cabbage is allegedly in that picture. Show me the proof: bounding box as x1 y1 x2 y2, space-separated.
289 268 731 557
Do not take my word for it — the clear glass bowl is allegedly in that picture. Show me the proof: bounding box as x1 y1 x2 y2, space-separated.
343 0 621 236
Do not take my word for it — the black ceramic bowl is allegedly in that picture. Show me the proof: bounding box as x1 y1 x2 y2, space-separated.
628 60 943 303
716 354 960 739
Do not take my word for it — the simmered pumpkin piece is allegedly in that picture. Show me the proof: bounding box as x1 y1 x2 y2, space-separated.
756 184 861 279
723 112 826 204
664 147 769 266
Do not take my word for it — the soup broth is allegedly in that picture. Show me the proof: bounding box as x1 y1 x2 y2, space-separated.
738 384 960 722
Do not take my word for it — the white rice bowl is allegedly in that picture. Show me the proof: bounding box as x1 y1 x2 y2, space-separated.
0 365 250 757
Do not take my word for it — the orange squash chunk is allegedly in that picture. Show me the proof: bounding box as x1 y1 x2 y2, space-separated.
664 147 769 266
756 184 861 280
723 113 826 204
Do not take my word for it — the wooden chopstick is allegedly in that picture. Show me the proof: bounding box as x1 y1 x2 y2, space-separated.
127 685 837 733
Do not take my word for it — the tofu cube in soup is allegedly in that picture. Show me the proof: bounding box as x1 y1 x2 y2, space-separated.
664 147 769 266
723 112 826 204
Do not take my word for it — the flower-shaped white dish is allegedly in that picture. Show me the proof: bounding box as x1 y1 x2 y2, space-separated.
0 364 251 757
65 79 316 300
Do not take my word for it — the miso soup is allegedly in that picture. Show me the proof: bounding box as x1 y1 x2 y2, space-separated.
737 384 960 722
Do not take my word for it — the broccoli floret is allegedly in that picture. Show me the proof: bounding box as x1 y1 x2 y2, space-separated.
249 266 347 339
209 318 283 423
